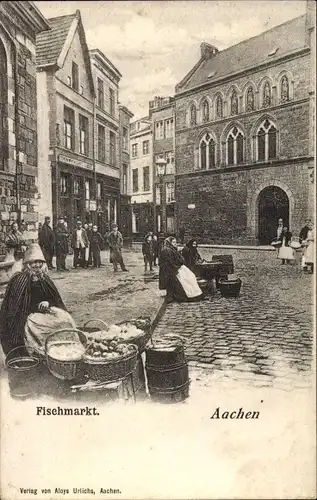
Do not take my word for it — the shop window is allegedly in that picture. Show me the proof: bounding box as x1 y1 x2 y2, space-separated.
73 176 81 196
60 173 71 195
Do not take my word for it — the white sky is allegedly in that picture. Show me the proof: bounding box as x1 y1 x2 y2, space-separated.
34 1 306 119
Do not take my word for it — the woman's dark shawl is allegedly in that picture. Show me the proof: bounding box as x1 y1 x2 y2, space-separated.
159 246 184 290
0 272 66 355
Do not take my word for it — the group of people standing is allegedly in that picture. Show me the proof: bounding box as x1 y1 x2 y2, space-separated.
4 217 128 274
274 217 314 273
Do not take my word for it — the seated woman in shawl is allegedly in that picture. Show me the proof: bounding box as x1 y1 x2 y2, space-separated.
159 236 203 303
0 243 75 357
181 239 204 273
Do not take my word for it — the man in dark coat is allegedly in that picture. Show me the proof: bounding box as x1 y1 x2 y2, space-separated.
0 244 66 356
108 223 128 272
54 216 69 271
90 225 104 268
39 216 55 269
86 222 94 267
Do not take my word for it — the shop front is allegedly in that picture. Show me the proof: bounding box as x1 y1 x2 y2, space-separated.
52 154 120 233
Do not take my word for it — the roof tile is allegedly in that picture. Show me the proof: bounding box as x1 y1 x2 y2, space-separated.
36 14 76 67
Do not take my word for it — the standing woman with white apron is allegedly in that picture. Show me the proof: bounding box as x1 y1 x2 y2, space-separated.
302 221 314 274
277 227 295 265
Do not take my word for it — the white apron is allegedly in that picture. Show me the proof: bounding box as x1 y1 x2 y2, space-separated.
304 230 314 264
176 265 202 298
278 238 295 260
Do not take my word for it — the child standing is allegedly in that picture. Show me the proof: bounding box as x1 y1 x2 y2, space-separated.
142 234 154 272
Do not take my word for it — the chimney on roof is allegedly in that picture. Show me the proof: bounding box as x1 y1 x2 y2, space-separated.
76 9 81 19
200 42 219 59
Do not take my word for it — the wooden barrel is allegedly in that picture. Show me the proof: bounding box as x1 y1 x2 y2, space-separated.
5 348 40 399
145 345 190 403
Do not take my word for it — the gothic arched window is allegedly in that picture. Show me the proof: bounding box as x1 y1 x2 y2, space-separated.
199 132 216 170
230 89 238 116
262 81 272 108
256 118 277 162
190 104 197 126
280 75 289 103
246 86 255 112
227 126 244 166
216 96 223 119
202 100 209 123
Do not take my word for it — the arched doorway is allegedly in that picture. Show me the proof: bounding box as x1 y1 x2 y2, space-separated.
0 37 8 170
258 186 289 244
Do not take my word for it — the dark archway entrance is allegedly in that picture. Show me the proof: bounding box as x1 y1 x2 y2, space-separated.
258 186 289 244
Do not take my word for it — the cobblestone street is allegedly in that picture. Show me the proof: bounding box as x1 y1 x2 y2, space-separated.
154 248 314 390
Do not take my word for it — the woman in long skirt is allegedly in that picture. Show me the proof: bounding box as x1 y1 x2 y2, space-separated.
159 236 203 303
302 221 314 273
277 227 295 264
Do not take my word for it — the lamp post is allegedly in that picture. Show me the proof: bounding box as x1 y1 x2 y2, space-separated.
156 156 167 237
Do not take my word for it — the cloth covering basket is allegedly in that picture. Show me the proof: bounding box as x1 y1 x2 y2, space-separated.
83 344 138 382
45 329 87 381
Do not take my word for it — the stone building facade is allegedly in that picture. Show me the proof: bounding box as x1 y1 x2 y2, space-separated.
149 96 176 235
36 10 96 230
174 7 315 244
130 117 153 238
0 1 49 255
89 49 121 235
119 105 134 242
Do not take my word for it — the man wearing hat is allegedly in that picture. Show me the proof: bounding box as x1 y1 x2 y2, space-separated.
108 223 128 272
71 220 89 268
0 243 66 355
38 216 55 270
54 216 69 271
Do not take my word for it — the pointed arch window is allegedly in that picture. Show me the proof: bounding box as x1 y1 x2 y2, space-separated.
246 86 255 112
262 81 272 108
202 100 210 123
227 126 244 166
230 89 238 116
280 75 289 103
199 133 216 170
216 96 223 119
190 104 197 126
256 119 277 162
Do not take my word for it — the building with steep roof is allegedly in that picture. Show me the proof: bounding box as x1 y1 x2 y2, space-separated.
174 2 315 244
36 10 97 228
0 1 49 257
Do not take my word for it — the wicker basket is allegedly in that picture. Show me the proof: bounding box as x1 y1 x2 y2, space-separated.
83 344 138 382
83 318 151 354
45 329 87 381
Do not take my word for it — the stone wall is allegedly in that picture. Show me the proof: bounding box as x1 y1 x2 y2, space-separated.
0 6 40 256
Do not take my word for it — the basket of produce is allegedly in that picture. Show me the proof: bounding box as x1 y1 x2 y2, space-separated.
83 318 152 353
218 277 242 298
83 335 138 382
45 329 87 381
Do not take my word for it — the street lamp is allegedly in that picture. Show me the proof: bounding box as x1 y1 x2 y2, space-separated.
156 156 167 236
